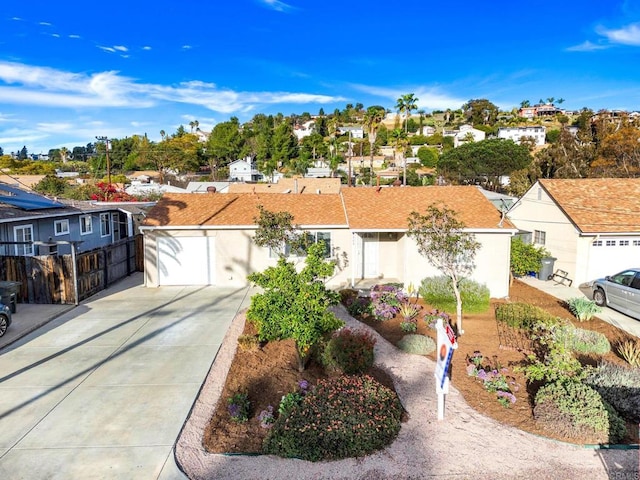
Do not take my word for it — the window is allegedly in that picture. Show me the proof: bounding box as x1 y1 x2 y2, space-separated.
80 215 92 235
54 219 69 236
14 225 34 256
606 240 616 247
634 240 640 246
619 240 629 246
593 240 603 247
534 230 546 245
100 213 111 237
268 232 332 258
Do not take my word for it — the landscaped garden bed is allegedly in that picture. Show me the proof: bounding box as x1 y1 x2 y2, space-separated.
203 278 640 456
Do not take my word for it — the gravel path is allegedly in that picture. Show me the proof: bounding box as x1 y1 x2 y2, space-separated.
175 305 639 480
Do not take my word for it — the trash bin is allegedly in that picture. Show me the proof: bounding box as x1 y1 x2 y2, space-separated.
539 257 557 281
0 281 21 313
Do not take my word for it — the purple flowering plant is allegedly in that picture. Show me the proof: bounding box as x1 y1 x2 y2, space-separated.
370 284 407 321
466 351 519 408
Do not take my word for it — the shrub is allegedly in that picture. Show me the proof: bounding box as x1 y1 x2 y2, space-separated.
321 328 376 375
278 391 304 417
400 321 418 333
398 302 421 322
419 276 490 313
424 309 451 329
370 284 407 320
258 405 275 429
534 380 626 444
585 362 640 422
552 325 611 355
263 375 403 461
396 334 436 355
345 296 372 317
616 339 640 367
237 334 260 351
227 392 251 423
510 237 549 276
566 297 601 322
495 302 563 330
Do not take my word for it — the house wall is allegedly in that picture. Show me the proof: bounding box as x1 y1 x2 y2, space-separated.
508 184 580 282
402 231 512 298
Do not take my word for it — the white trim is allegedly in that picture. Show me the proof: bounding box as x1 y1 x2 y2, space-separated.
79 215 93 235
100 212 111 237
54 219 70 236
13 224 34 256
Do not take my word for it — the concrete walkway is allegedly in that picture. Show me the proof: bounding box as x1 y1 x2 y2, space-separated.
0 273 252 480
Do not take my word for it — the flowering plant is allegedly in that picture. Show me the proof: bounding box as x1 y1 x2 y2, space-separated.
424 309 451 329
466 351 519 408
257 405 275 428
370 284 407 320
227 392 251 422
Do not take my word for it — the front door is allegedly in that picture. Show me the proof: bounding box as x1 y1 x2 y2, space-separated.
363 233 379 278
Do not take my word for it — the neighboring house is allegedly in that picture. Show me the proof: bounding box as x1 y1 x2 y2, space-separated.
0 175 46 191
229 157 264 182
498 126 546 146
337 126 364 139
453 125 486 147
507 178 640 286
293 120 315 141
185 181 231 193
228 177 342 194
141 186 516 297
0 185 134 256
125 182 187 197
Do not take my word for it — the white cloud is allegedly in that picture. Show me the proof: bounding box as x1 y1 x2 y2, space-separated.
597 23 640 46
98 46 116 53
259 0 295 12
69 34 81 39
0 62 344 114
350 83 465 111
566 40 609 52
114 45 128 52
182 45 192 50
142 46 152 50
51 33 60 38
39 22 52 26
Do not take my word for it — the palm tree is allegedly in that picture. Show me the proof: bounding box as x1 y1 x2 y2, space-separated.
189 121 196 133
59 147 69 163
395 93 419 133
417 109 426 134
547 97 555 105
390 128 408 185
520 100 531 108
363 106 385 186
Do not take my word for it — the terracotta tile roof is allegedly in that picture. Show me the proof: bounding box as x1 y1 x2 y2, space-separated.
539 178 640 233
341 186 513 230
143 187 513 231
142 193 348 227
228 177 341 194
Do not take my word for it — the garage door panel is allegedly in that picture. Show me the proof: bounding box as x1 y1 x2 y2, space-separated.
158 237 215 285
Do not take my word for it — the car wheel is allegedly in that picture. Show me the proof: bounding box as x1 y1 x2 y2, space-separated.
0 314 7 337
593 288 606 307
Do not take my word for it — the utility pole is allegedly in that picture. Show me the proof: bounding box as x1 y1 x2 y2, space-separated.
95 136 111 187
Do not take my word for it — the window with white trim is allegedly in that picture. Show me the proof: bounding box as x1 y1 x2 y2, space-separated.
593 240 603 247
79 215 92 235
54 219 69 236
634 240 640 246
619 240 629 246
534 230 546 245
14 224 34 256
100 213 111 237
606 240 616 247
268 232 332 258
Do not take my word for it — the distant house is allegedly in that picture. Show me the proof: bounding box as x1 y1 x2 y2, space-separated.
0 184 135 256
185 182 231 193
498 126 546 146
229 157 264 183
125 182 187 197
337 126 364 139
293 120 315 141
507 178 640 286
453 125 486 147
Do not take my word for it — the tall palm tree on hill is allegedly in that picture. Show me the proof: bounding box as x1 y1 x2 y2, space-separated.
363 105 386 186
395 93 419 133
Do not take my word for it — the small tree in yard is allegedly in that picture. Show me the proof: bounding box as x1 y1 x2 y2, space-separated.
407 204 480 334
252 205 303 258
247 207 343 371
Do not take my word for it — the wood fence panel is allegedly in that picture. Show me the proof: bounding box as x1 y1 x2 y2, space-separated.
0 234 144 304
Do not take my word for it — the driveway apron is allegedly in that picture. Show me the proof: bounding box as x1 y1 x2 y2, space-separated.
0 273 251 480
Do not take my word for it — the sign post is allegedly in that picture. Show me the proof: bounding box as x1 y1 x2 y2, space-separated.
434 321 458 420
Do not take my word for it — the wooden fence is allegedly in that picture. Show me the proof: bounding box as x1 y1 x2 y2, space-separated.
0 235 144 305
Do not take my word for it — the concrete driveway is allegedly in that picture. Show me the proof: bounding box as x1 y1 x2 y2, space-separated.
0 273 252 479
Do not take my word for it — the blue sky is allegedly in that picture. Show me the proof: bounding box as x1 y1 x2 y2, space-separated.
1 0 640 154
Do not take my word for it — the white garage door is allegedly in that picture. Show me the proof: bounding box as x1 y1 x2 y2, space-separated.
586 239 640 282
157 236 216 285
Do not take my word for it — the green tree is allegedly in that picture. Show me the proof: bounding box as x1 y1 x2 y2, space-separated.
417 146 438 168
395 93 419 133
247 208 342 371
407 204 481 334
363 105 386 186
272 120 298 170
438 138 531 190
33 175 69 196
462 99 499 126
206 117 243 179
389 128 409 184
